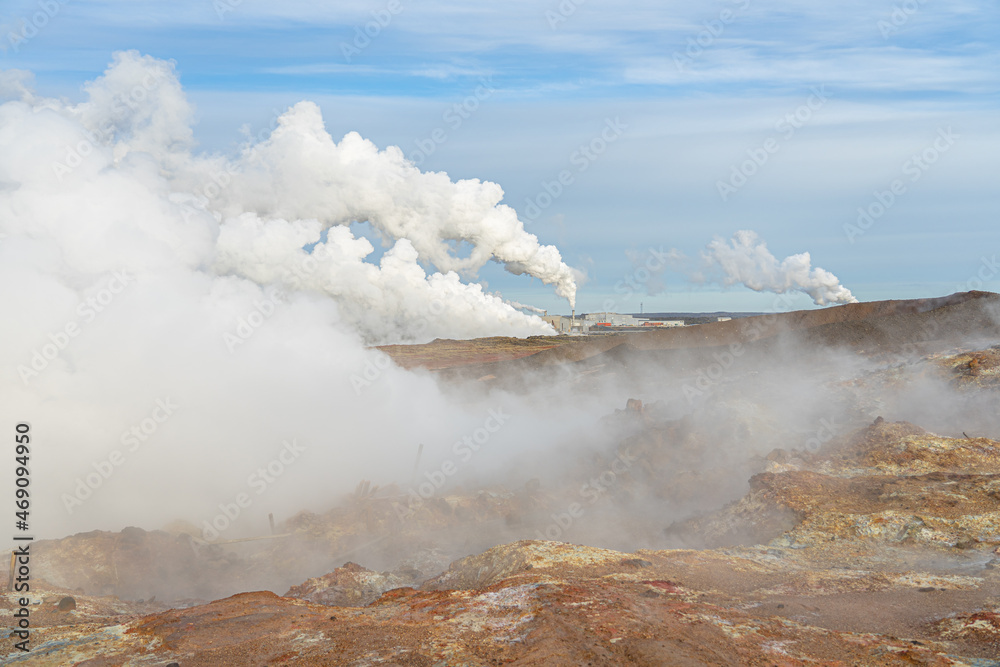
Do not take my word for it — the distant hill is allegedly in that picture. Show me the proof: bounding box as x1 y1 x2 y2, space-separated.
382 291 1000 378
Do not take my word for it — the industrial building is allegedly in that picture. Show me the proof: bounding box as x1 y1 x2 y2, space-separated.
542 312 725 335
585 312 642 327
642 319 684 327
541 315 574 333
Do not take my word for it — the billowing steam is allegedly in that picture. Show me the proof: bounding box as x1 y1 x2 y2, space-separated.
672 230 857 306
204 100 580 325
6 51 577 344
0 51 587 538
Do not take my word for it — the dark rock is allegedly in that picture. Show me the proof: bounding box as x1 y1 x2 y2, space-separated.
765 448 788 463
120 526 147 545
626 398 644 413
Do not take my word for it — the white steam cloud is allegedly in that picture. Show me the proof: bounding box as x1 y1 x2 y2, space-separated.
6 51 578 344
672 230 857 306
0 51 587 538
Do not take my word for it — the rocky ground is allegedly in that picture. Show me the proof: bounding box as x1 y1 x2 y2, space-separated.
6 408 1000 663
4 293 1000 665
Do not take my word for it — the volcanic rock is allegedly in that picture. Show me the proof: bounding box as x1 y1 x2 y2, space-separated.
284 562 411 607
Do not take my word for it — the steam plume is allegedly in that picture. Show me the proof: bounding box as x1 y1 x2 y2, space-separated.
502 297 548 315
206 100 580 313
673 230 857 306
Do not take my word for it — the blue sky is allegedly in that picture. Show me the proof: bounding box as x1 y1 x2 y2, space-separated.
3 0 998 313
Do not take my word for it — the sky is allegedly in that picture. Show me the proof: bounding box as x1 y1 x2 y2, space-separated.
2 0 998 314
